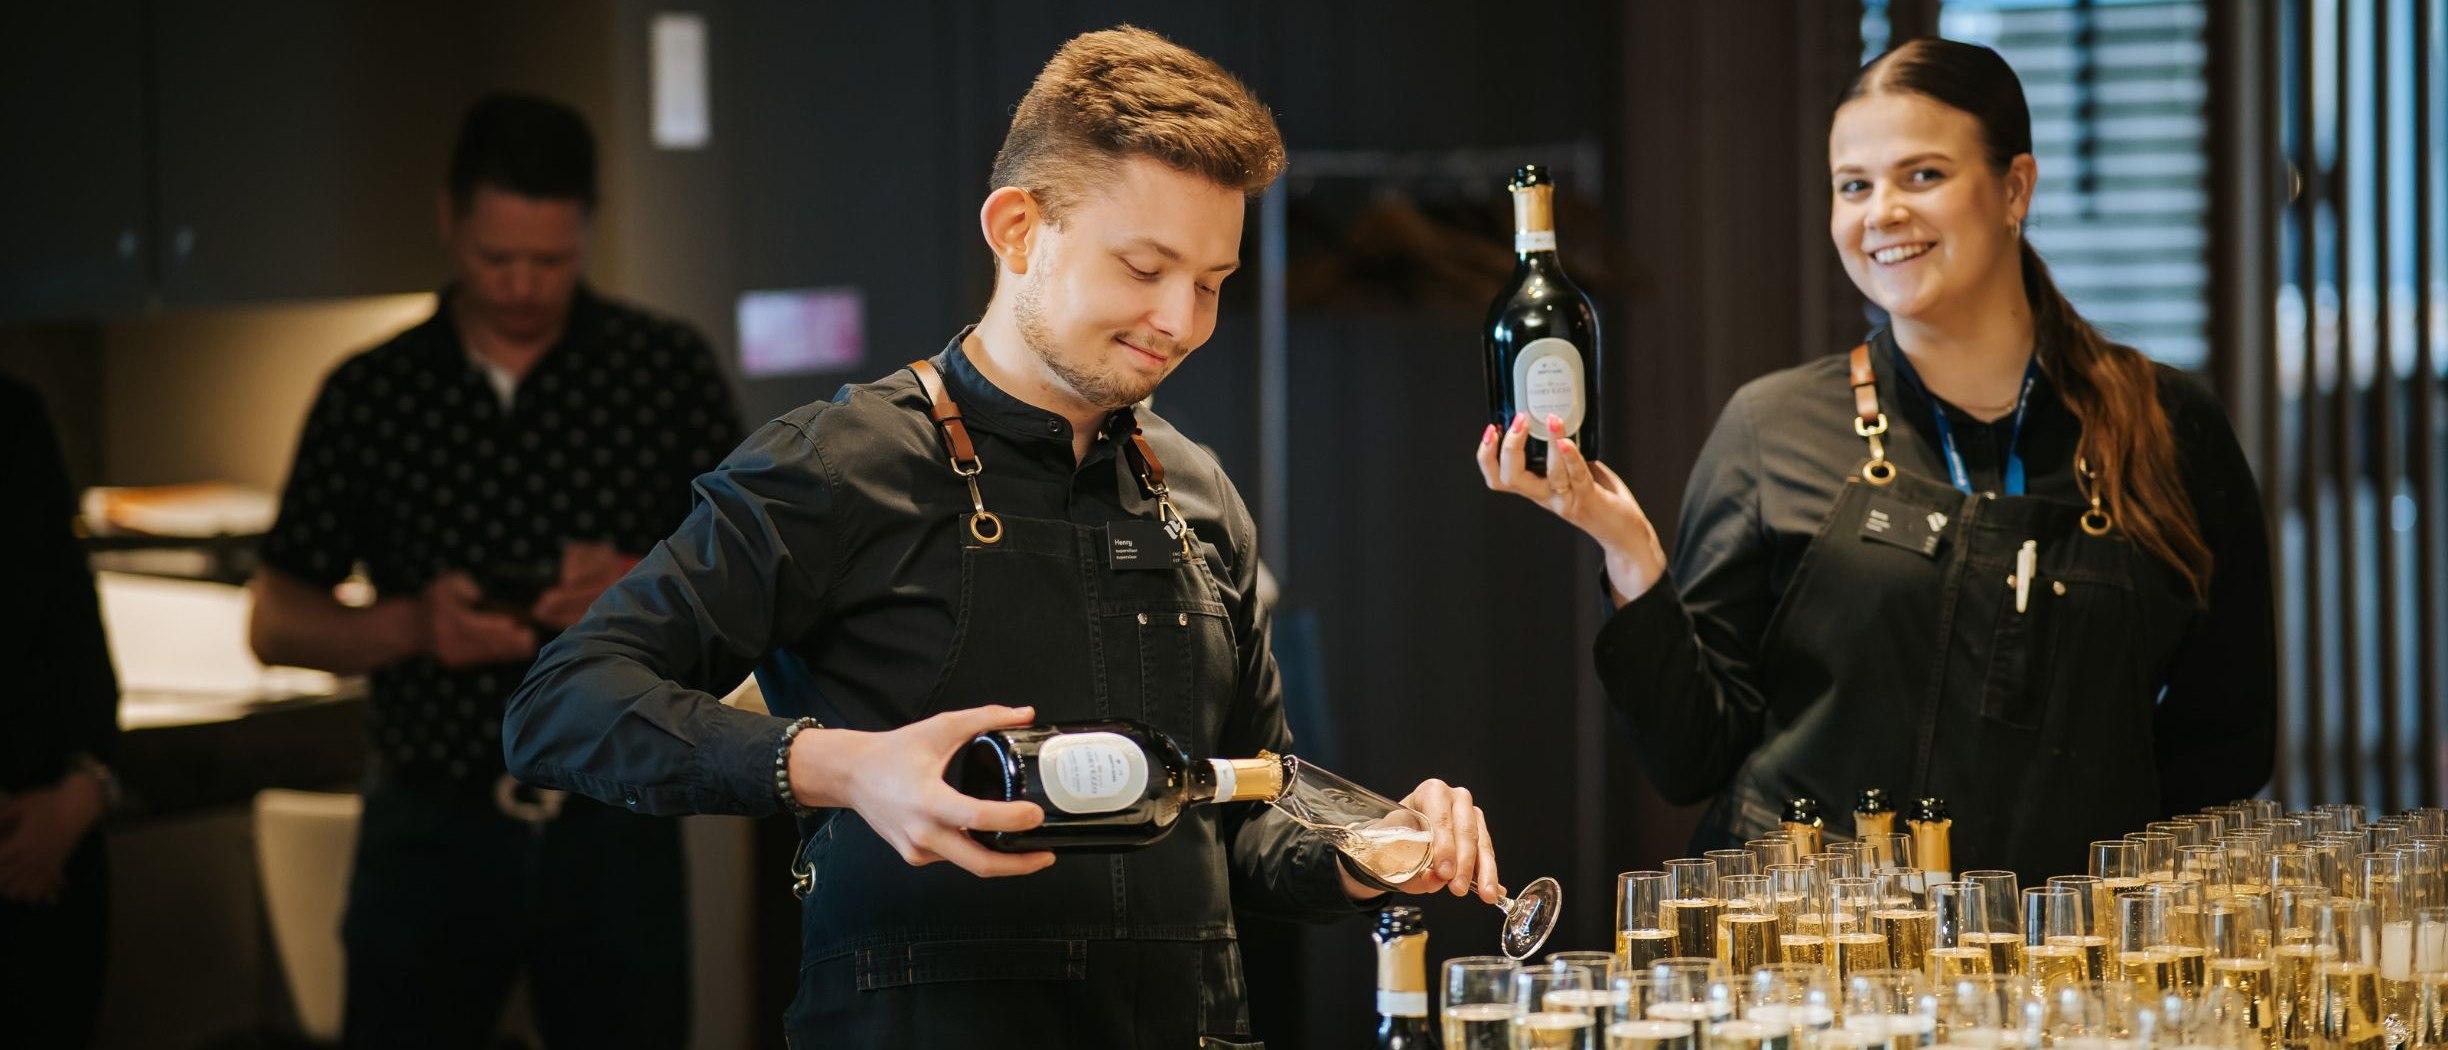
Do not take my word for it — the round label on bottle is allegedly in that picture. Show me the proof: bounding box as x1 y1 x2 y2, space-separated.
1037 732 1148 814
1513 337 1586 442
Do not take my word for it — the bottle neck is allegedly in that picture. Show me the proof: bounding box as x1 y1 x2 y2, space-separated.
1198 756 1286 805
1375 930 1430 1018
1511 185 1559 258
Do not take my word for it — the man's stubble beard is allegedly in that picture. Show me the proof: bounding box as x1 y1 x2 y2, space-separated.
1014 278 1160 411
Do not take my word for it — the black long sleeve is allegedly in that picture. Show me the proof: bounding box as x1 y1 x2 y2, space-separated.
1592 384 1785 806
2148 369 2278 812
1 376 119 791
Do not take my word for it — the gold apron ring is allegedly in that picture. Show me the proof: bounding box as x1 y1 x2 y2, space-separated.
1856 413 1895 486
2074 455 2113 535
954 459 1003 545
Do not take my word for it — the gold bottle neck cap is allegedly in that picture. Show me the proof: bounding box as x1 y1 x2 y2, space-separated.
1215 751 1285 803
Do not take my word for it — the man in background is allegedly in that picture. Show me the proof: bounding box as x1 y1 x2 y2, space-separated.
248 92 741 1048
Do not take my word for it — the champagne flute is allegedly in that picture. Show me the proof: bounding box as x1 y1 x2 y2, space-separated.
2023 886 2091 994
1621 871 1681 972
1448 956 1524 1049
1266 754 1563 958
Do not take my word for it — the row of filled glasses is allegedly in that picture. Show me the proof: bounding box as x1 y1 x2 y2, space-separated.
1593 802 2448 1048
1437 952 2278 1050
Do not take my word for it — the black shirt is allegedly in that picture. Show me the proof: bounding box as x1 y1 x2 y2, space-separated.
259 287 742 783
503 333 1362 918
1595 328 2276 815
0 376 118 792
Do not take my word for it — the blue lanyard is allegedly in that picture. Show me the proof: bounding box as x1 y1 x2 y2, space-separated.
1888 348 2040 496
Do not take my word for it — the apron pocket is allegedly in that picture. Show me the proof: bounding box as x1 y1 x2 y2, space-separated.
1197 938 1252 1037
854 938 1089 991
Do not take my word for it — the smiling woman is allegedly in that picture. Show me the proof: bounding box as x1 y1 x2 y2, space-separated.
1477 36 2276 880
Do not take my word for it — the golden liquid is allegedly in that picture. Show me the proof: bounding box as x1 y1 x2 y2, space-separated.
2095 877 2146 938
1663 898 1727 960
2314 963 2387 1050
1783 933 1829 967
2168 904 2208 947
2156 944 2208 996
2049 934 2115 981
2206 958 2276 1038
1547 988 1616 1023
1445 1002 1516 1050
1960 931 2024 976
1926 946 1994 980
1788 913 1860 937
2383 975 2417 1029
1514 1009 1597 1050
1871 909 1936 971
2275 943 2337 1047
2408 971 2448 1048
2120 949 2179 994
1609 1020 1700 1050
1707 1019 1794 1050
1719 912 1782 974
1833 933 1890 979
1619 928 1681 973
1845 1015 1936 1050
2023 943 2088 991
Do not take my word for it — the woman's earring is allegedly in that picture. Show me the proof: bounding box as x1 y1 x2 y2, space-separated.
2010 217 2023 238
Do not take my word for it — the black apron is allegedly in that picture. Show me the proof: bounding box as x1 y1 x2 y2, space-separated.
782 361 1261 1048
1698 345 2195 880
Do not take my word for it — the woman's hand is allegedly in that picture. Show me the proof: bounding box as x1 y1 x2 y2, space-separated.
1476 412 1670 606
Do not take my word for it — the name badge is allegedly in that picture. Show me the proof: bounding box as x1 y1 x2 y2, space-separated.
1106 520 1178 571
1860 493 1949 558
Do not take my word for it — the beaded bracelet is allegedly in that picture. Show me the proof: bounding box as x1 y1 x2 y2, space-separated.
776 716 823 817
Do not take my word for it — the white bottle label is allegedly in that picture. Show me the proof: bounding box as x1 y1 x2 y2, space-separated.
1376 990 1429 1018
1513 337 1586 443
1037 732 1148 815
1515 230 1557 253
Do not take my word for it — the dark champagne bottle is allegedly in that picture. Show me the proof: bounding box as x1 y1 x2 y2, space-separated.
1374 905 1439 1049
1908 797 1953 881
1854 787 1896 841
1485 164 1603 476
1781 796 1827 856
948 719 1279 852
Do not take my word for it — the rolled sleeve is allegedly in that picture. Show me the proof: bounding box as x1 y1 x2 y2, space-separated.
505 415 837 816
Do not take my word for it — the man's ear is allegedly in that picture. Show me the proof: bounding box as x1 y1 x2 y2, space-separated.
980 186 1041 276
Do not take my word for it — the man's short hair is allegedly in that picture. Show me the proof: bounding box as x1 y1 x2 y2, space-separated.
447 92 598 214
990 26 1284 222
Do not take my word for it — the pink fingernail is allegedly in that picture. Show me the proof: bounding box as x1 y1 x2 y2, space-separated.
1510 413 1529 434
1481 424 1497 446
1547 414 1563 436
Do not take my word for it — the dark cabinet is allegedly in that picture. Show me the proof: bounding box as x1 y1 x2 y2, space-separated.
0 2 496 322
0 3 153 320
148 0 477 306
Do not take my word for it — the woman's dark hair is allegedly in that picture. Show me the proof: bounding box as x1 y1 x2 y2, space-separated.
1843 38 2212 605
447 92 598 215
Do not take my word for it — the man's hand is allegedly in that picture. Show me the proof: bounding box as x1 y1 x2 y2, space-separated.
788 704 1056 879
422 571 538 668
530 541 642 631
1340 778 1507 905
0 772 108 905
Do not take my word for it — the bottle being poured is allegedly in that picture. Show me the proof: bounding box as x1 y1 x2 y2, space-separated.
951 718 1561 958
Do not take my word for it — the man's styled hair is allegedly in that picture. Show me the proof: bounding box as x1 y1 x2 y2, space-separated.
989 25 1285 222
447 92 598 214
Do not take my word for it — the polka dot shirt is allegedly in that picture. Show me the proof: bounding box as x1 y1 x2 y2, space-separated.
260 286 744 783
